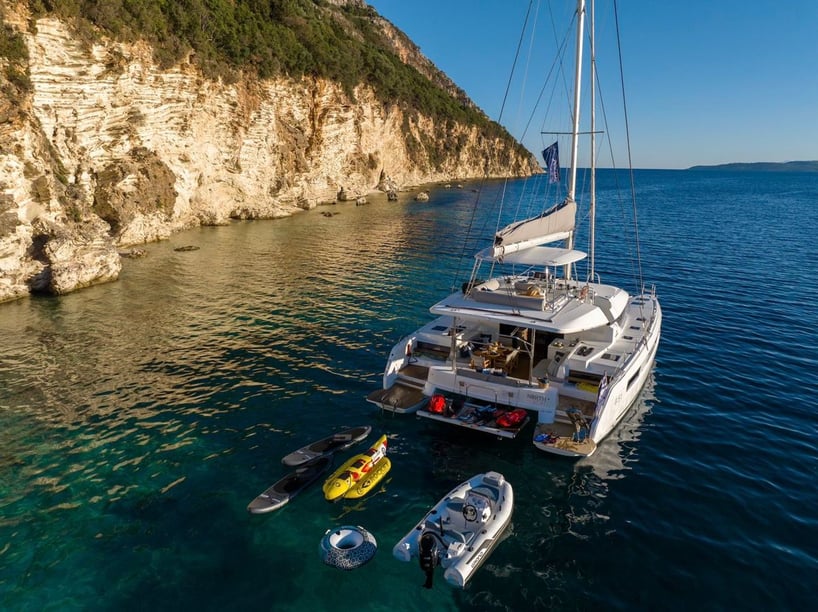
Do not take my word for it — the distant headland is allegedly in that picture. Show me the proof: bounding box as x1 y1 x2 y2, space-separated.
688 161 818 172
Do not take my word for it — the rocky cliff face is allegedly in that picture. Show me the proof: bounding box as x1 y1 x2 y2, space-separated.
0 6 539 303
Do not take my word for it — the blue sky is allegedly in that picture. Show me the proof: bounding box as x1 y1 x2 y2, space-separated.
366 0 818 169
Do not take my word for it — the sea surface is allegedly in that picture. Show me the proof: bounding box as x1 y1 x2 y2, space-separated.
1 170 817 611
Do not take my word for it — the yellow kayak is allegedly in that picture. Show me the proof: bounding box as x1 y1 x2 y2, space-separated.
323 434 388 502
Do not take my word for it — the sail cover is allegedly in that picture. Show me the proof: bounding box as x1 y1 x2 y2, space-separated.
490 198 576 257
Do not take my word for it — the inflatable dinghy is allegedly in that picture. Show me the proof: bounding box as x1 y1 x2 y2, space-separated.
393 471 513 588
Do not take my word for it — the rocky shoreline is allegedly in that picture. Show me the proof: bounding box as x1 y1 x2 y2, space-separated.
0 10 540 304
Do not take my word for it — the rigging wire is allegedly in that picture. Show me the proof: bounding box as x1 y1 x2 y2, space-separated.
449 0 537 293
579 1 644 296
449 0 646 299
613 0 645 292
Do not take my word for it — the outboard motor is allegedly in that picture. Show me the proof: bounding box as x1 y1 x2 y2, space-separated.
418 532 440 589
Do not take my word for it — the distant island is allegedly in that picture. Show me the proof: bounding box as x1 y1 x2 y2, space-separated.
688 161 818 172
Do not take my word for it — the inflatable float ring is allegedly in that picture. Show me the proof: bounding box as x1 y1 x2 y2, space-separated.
319 525 377 570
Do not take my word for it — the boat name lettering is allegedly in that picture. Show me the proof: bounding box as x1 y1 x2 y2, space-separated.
470 548 487 567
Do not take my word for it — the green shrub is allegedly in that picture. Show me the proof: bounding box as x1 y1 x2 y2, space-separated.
0 22 31 95
0 23 28 62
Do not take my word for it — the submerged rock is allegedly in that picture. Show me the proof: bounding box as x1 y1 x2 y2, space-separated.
119 248 147 258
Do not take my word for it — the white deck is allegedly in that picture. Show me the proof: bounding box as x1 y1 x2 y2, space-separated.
372 275 661 457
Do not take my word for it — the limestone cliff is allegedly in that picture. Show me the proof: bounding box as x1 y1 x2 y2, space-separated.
0 3 540 303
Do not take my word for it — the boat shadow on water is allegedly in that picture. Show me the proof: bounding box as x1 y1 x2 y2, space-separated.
459 376 657 606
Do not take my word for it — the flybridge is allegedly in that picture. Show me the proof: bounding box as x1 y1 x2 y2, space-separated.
475 245 586 267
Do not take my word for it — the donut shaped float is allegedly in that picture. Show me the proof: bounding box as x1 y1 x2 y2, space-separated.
319 525 377 570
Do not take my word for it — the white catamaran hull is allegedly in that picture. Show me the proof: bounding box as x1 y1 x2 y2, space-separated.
535 295 662 456
368 285 660 456
367 0 662 458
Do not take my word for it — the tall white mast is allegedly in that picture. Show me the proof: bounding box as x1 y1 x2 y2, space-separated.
565 0 586 280
589 0 596 282
567 0 586 203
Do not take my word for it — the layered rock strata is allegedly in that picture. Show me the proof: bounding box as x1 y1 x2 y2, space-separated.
0 11 539 302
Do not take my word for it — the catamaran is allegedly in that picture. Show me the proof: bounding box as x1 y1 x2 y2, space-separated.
367 0 661 457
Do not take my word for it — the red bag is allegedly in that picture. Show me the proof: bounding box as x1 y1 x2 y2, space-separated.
428 394 446 414
496 408 526 428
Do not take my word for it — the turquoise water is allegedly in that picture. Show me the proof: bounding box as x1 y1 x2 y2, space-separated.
1 171 817 610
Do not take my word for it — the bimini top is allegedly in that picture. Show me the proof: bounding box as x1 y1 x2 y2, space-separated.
475 245 587 267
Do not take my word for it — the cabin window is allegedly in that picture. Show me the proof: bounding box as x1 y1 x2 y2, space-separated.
499 323 516 338
415 341 449 360
627 368 641 389
602 353 621 362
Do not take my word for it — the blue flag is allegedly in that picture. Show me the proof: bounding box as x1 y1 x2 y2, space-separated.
542 141 560 183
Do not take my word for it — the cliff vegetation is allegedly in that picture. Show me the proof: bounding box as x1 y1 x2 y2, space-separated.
0 0 539 303
27 0 515 146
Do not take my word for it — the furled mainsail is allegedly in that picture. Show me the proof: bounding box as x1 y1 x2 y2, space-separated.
489 198 576 258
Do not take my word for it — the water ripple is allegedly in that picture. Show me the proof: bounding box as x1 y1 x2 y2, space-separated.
2 172 818 609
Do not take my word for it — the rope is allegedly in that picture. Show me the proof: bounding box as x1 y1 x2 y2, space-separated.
613 0 645 296
450 1 537 293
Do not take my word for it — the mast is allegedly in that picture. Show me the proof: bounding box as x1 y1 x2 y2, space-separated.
567 0 585 203
589 0 596 282
565 0 586 280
